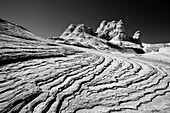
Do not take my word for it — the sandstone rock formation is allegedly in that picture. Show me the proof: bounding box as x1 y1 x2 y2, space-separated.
58 20 144 53
59 23 111 51
60 24 77 38
60 24 95 39
1 18 170 113
132 30 142 45
96 20 130 41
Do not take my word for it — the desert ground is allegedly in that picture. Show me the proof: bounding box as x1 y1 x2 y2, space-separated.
1 18 170 113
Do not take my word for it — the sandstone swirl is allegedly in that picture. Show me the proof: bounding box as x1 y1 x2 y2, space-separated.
0 18 170 113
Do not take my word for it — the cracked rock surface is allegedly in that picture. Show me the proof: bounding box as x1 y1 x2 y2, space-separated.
1 18 170 113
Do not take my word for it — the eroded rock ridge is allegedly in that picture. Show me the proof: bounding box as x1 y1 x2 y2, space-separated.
1 18 170 113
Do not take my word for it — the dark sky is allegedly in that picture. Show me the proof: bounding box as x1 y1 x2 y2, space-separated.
0 0 169 43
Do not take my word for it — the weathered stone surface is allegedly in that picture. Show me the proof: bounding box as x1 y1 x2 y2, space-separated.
60 24 95 39
96 20 130 41
60 24 77 37
59 23 112 51
132 30 142 45
96 20 108 34
58 20 144 53
1 18 170 113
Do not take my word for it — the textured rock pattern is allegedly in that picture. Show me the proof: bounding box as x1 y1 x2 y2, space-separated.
132 30 142 45
1 18 170 113
96 20 129 41
58 20 144 53
60 24 95 39
59 23 111 51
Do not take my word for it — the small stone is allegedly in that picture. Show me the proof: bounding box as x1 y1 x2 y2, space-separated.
132 30 142 45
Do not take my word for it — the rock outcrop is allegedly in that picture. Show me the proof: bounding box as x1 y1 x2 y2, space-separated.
60 20 142 46
132 30 142 45
96 20 142 46
59 24 111 51
0 18 82 66
58 20 144 53
96 20 130 41
1 18 170 113
60 24 95 39
60 24 77 37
